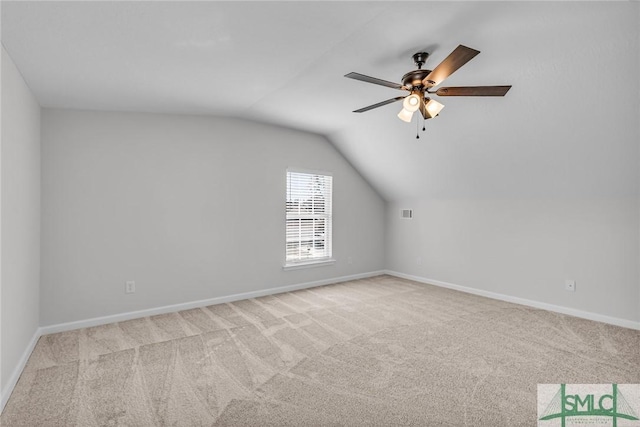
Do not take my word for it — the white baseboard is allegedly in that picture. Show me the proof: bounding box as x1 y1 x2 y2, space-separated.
40 270 385 336
1 327 42 412
384 270 640 331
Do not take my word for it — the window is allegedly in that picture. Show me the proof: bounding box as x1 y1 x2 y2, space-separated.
285 169 333 267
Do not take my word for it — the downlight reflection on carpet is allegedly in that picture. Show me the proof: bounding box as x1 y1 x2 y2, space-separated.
2 275 638 426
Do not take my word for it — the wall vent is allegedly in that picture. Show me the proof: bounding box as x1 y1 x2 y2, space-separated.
401 209 413 219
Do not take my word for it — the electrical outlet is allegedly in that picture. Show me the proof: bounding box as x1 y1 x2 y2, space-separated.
564 280 576 292
347 257 353 265
125 280 136 294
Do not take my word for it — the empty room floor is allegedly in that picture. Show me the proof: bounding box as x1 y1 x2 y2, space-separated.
2 275 638 426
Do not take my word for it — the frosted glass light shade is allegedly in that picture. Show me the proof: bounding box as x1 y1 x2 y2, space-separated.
424 98 444 118
397 108 414 122
403 94 421 112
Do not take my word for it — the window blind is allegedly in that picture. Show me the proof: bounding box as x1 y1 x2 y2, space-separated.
286 170 333 263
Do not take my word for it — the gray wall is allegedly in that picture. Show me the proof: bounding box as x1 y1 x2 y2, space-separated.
386 198 639 323
41 109 385 326
1 47 41 397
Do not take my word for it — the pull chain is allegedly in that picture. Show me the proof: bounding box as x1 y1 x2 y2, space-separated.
416 114 420 139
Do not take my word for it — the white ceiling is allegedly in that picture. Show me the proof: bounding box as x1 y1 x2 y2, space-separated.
2 1 638 202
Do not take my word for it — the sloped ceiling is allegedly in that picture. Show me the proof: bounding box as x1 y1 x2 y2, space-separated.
2 1 638 202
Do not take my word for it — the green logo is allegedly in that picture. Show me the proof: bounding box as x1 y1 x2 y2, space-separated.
539 384 639 427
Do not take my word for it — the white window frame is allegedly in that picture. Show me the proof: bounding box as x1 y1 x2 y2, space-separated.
284 168 335 270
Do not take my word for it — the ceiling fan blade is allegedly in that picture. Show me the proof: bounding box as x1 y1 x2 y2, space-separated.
422 45 480 87
436 86 512 96
345 72 405 90
353 96 406 113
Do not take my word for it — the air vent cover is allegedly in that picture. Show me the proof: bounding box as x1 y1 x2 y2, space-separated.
401 209 413 219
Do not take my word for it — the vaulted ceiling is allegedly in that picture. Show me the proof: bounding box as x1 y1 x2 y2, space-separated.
2 1 638 202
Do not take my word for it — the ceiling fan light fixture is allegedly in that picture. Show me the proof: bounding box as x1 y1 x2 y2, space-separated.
403 94 421 112
345 44 510 133
424 98 445 118
397 107 414 123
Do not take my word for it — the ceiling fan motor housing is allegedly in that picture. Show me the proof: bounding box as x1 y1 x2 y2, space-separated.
401 69 432 90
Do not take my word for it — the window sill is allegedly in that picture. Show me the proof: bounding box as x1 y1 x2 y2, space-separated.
283 259 336 271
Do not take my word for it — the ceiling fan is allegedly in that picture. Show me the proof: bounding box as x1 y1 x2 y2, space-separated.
345 45 511 136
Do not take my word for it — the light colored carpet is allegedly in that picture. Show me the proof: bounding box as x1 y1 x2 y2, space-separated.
2 275 638 426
